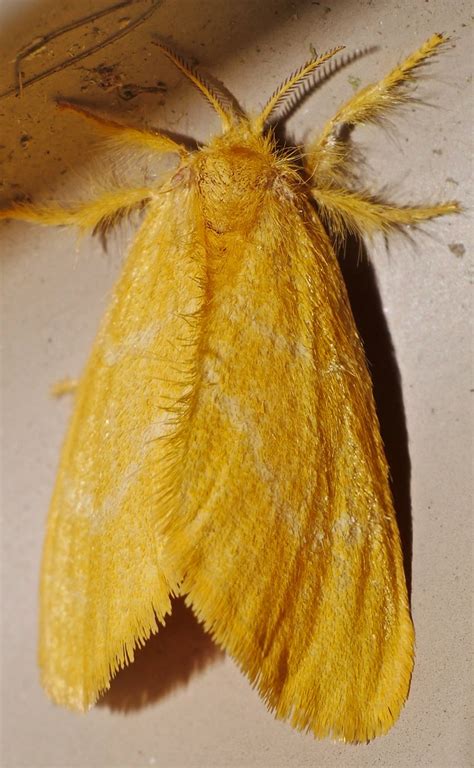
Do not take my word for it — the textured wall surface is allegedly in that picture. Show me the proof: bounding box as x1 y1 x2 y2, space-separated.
1 1 471 766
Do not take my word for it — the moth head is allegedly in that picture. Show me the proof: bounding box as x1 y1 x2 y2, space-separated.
154 42 344 231
195 137 278 233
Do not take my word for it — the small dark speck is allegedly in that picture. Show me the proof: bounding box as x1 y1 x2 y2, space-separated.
47 337 52 344
448 242 465 258
348 75 362 90
324 5 332 12
432 148 443 155
446 176 459 186
20 134 32 148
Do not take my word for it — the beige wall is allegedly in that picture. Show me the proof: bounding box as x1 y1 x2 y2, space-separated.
1 1 471 766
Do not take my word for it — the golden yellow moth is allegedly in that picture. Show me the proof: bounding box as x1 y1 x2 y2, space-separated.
1 35 459 742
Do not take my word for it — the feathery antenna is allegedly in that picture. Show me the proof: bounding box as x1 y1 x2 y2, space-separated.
154 41 236 130
254 46 344 132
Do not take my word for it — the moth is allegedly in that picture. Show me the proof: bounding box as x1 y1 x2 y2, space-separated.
1 35 458 742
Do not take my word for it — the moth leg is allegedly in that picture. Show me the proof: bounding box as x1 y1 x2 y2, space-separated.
311 185 459 242
0 186 152 233
57 100 188 156
305 33 448 183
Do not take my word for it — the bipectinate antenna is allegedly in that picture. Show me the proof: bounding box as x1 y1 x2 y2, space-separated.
154 41 238 130
253 46 344 133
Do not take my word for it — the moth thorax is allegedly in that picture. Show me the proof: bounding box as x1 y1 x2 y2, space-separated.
196 146 276 233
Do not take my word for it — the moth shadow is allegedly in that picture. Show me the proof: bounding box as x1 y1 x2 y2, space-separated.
339 237 413 598
99 596 224 713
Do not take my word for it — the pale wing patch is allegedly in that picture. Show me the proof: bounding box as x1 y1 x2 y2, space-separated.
211 387 302 538
102 320 166 366
249 318 314 363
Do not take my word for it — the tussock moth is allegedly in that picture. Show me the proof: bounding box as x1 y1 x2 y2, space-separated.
0 34 459 742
